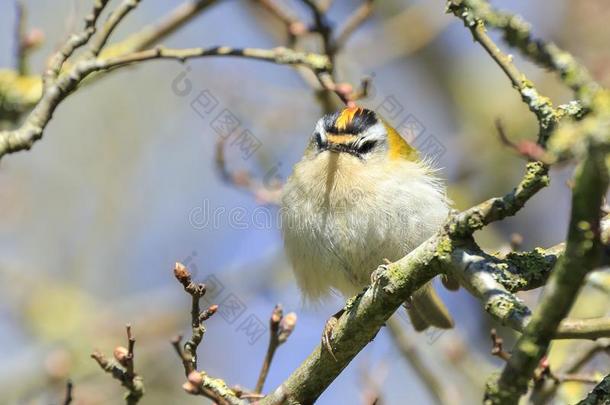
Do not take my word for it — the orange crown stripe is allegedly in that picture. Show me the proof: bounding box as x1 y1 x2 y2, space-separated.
335 107 361 131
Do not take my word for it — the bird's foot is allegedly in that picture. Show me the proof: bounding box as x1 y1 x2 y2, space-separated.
322 308 345 361
370 260 391 285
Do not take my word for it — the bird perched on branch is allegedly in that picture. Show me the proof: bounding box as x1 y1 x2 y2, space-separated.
281 106 453 353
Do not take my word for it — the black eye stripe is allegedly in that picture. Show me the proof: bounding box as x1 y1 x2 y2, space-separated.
357 139 377 154
314 132 324 149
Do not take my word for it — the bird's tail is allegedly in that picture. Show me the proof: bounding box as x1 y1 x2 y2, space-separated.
405 281 454 331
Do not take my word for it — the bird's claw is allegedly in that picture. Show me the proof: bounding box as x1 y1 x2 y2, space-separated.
370 263 389 285
321 308 345 361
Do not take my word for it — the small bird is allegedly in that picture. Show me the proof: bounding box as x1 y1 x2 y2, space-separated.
281 106 453 345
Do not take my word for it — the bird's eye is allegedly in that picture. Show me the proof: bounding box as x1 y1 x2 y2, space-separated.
357 139 377 154
313 132 324 149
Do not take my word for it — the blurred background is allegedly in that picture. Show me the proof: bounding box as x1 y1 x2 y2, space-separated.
0 0 609 404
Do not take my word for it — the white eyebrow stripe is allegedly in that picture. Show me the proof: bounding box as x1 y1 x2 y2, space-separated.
359 122 387 142
314 119 327 141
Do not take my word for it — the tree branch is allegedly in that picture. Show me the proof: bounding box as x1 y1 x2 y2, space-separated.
0 0 335 160
258 140 610 404
258 167 555 403
99 45 330 71
556 318 610 340
447 0 558 145
0 44 329 160
453 0 600 107
487 146 609 404
449 245 610 340
0 0 217 124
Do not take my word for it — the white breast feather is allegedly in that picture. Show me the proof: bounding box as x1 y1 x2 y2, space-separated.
281 151 449 302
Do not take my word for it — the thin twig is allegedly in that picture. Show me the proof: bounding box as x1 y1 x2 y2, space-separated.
301 0 334 59
255 305 283 393
172 263 243 404
335 0 374 51
448 0 558 145
91 324 144 405
214 135 283 206
556 318 610 340
62 379 73 405
89 0 141 56
12 1 43 76
14 1 27 75
554 373 602 385
536 357 602 385
495 119 549 162
254 305 296 393
559 339 610 375
102 45 331 71
314 71 369 106
125 324 135 377
450 162 549 238
490 329 511 362
252 0 371 109
112 0 218 52
0 0 216 126
457 0 600 107
0 45 329 160
173 262 207 375
43 0 110 86
251 0 307 46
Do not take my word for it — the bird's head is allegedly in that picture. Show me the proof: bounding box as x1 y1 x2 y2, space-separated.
306 106 419 162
